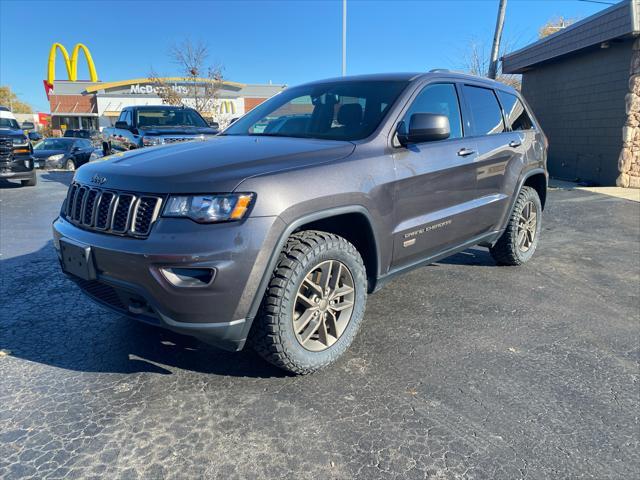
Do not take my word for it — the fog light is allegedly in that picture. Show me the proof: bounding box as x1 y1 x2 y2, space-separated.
160 267 215 287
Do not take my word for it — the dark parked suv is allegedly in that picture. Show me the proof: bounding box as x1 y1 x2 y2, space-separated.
53 72 547 374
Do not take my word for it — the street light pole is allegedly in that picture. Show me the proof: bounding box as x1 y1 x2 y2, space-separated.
488 0 507 79
342 0 347 76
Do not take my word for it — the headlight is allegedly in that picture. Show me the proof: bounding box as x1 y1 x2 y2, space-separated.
48 154 65 161
142 136 164 147
163 193 254 223
12 136 29 147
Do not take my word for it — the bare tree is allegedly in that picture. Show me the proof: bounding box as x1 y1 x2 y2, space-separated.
539 16 575 39
148 39 225 121
460 37 521 89
148 69 183 106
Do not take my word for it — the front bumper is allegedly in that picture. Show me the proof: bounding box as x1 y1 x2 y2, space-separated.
0 155 35 179
53 214 284 351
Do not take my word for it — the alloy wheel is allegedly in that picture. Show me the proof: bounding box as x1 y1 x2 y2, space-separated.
517 200 537 252
292 259 355 352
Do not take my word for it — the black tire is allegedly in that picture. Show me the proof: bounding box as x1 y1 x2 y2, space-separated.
490 186 542 266
64 159 76 171
102 142 111 156
250 230 367 375
21 174 37 187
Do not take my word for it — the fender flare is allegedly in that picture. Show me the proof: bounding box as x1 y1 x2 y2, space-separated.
243 205 380 328
493 168 548 243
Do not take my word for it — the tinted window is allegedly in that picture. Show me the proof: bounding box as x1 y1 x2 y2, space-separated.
117 111 127 123
135 108 208 128
34 139 74 150
0 117 20 129
224 80 408 141
78 139 92 148
497 91 534 131
463 85 504 136
403 83 463 139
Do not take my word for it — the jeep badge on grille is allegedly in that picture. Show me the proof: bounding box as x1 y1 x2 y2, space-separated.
91 174 107 185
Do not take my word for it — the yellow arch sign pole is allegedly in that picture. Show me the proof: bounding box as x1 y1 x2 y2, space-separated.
45 43 99 96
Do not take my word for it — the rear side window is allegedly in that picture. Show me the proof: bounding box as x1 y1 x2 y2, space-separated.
462 85 504 136
403 83 463 139
497 91 534 131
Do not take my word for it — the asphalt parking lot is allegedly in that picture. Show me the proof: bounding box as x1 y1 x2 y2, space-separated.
1 172 638 479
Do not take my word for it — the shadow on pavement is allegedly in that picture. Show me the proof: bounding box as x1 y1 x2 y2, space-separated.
0 179 23 189
0 241 287 378
435 247 497 267
40 170 73 187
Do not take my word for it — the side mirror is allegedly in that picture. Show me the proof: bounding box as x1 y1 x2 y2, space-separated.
397 113 450 146
229 117 239 125
114 121 130 130
28 132 42 141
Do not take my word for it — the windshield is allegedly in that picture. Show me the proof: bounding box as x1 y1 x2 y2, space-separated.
34 139 73 151
0 118 20 129
224 80 408 141
135 108 208 128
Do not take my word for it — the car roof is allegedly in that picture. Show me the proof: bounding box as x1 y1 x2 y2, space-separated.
126 105 193 110
297 71 519 94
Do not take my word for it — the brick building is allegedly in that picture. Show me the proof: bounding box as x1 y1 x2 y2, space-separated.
503 0 640 187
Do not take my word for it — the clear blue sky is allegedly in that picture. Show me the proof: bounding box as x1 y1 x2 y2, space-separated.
0 0 614 112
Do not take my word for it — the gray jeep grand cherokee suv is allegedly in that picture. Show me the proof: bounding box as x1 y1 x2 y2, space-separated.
53 72 547 374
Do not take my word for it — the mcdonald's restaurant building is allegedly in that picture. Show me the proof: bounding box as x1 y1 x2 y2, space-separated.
47 78 286 132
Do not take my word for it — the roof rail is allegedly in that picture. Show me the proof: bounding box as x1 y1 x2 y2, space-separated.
428 68 451 73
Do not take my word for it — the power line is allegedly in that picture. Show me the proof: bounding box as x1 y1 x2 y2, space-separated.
577 0 617 5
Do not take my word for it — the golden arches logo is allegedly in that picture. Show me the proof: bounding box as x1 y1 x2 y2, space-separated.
218 100 236 115
44 43 98 97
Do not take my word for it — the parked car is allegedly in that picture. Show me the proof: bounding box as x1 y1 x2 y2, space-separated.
101 105 219 155
63 128 101 146
53 72 547 374
0 107 36 186
21 121 36 132
33 137 94 170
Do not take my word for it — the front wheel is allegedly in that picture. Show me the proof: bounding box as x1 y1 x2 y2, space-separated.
21 174 37 187
250 230 367 375
64 159 76 171
490 186 542 265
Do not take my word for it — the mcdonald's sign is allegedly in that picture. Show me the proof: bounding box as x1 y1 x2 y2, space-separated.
43 43 98 99
218 100 237 115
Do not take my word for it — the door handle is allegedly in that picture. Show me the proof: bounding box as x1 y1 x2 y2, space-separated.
509 140 521 148
457 148 475 157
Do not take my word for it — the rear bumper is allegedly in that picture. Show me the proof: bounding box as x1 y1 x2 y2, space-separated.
53 214 285 351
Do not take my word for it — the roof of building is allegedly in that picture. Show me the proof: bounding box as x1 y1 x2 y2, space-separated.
503 0 639 74
83 77 246 93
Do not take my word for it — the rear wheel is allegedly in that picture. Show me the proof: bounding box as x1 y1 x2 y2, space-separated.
490 186 542 265
250 230 367 374
102 142 111 156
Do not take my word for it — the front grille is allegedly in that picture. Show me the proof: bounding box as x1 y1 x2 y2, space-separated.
163 136 197 144
64 182 162 238
0 138 12 163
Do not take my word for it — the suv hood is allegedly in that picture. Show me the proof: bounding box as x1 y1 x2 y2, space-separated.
0 128 24 139
75 135 355 193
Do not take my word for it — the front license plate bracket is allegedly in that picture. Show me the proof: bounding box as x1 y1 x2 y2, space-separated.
60 238 97 281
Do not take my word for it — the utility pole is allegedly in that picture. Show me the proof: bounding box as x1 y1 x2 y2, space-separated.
342 0 347 76
488 0 507 79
